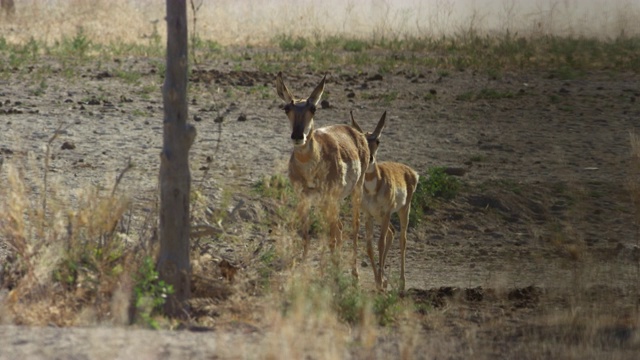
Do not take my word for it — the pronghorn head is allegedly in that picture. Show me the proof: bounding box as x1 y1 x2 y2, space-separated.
350 110 386 167
276 72 326 147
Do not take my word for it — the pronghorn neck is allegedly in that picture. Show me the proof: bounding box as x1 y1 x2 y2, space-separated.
292 128 317 164
364 161 382 193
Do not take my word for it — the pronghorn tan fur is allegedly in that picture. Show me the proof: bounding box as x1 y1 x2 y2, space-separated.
351 111 419 291
275 72 370 278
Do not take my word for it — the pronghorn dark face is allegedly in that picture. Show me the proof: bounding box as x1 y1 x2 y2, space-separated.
350 110 386 167
276 72 325 147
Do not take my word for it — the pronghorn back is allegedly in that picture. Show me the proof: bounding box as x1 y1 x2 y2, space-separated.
363 161 419 220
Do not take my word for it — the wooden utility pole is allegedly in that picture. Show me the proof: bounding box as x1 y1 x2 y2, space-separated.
158 0 196 317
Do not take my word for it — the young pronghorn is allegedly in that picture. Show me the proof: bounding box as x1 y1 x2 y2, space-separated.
275 72 370 278
350 111 419 291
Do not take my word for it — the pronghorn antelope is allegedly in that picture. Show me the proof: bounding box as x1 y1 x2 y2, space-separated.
275 72 370 277
350 111 419 291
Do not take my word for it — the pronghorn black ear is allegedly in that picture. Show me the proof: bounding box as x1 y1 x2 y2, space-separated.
276 72 294 104
308 74 326 106
372 111 387 139
350 110 364 133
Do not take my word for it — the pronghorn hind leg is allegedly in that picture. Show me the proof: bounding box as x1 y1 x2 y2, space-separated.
351 188 363 281
381 225 395 290
398 205 410 292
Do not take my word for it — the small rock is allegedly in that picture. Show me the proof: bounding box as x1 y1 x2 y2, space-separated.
444 167 467 176
320 99 331 109
61 141 76 150
194 115 203 122
237 114 247 122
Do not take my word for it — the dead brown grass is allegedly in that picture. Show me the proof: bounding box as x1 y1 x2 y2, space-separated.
0 1 639 359
0 151 146 326
1 0 638 47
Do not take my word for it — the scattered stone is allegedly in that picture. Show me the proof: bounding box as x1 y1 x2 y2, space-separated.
237 113 247 122
320 99 331 109
61 141 76 150
194 115 203 122
444 167 466 176
95 71 112 80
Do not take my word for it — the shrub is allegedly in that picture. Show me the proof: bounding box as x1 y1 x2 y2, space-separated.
410 166 460 226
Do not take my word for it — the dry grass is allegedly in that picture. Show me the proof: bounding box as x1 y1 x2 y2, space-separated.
2 0 639 46
0 1 640 359
0 150 150 327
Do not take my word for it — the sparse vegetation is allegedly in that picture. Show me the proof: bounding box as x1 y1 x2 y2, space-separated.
1 1 639 358
132 256 174 329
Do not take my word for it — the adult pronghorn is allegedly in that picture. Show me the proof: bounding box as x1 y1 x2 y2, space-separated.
350 111 419 291
275 72 370 278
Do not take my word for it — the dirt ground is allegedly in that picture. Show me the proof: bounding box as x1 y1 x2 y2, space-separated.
1 52 640 358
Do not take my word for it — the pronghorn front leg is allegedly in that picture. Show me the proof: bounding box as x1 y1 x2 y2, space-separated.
364 214 379 286
295 197 312 258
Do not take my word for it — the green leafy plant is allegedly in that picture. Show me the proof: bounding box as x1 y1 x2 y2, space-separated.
343 39 368 52
372 290 402 326
62 27 92 58
277 35 308 51
410 167 460 226
133 256 174 329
